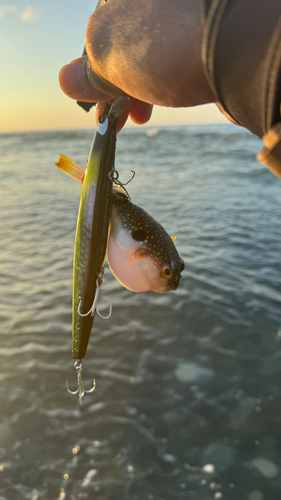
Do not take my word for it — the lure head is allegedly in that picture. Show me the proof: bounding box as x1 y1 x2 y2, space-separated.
107 189 184 293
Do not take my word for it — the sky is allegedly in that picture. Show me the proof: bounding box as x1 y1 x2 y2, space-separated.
0 0 229 133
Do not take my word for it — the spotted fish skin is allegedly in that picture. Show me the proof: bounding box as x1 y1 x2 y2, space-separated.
107 189 184 293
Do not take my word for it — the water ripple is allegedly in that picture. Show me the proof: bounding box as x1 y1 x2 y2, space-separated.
0 125 281 499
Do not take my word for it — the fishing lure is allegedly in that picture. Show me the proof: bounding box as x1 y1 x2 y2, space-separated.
56 96 131 404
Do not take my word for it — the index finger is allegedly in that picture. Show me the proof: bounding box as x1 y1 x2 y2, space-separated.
95 100 153 133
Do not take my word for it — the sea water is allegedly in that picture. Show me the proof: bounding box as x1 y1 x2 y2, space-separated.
0 124 281 500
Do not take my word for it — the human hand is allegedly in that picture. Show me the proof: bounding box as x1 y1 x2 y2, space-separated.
59 55 153 132
59 0 216 131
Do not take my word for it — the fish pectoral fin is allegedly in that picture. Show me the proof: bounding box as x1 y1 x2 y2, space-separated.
171 236 177 242
55 154 85 184
133 247 149 260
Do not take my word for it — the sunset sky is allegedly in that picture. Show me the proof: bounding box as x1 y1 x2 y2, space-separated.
0 0 228 133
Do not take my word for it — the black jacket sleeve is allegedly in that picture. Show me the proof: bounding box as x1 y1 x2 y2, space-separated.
201 0 281 178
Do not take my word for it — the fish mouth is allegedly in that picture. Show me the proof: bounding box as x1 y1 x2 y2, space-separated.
167 274 182 291
166 261 184 291
169 259 185 290
169 283 179 291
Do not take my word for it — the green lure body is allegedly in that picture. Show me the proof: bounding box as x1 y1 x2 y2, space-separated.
72 97 130 360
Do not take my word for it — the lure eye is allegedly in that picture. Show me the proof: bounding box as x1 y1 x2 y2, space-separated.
162 266 173 278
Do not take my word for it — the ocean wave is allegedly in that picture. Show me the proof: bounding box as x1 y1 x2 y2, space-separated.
0 124 281 499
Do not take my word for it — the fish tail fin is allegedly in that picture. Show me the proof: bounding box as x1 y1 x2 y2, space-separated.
55 154 85 184
171 236 177 242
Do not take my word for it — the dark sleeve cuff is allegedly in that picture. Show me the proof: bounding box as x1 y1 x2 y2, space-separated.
201 0 281 139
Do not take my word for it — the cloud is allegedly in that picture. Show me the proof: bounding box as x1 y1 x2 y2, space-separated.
0 5 39 21
0 5 18 17
20 6 39 22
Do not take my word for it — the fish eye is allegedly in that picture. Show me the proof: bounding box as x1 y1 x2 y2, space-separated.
162 266 173 278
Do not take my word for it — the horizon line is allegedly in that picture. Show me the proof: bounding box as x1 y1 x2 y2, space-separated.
0 121 234 135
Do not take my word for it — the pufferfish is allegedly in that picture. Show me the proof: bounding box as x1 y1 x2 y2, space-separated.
56 155 184 293
108 186 184 293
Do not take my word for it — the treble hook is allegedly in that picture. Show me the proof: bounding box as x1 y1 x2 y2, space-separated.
108 169 135 199
78 272 112 320
120 170 135 186
66 360 96 405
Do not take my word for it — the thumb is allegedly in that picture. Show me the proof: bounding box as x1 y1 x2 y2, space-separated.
59 55 124 103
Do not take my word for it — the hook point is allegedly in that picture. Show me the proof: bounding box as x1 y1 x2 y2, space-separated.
66 360 96 405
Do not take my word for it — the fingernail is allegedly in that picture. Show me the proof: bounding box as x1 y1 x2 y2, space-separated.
59 59 86 97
